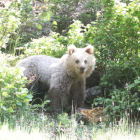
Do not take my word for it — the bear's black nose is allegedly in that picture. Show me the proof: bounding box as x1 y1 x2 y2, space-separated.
80 67 85 72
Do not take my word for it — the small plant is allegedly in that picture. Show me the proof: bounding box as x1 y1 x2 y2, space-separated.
24 35 67 58
0 0 52 54
93 84 140 122
67 20 86 47
50 0 99 34
23 20 88 58
0 53 32 120
84 1 140 123
0 3 20 50
57 113 71 127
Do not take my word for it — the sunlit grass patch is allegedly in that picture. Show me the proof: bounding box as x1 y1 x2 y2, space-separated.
0 116 140 140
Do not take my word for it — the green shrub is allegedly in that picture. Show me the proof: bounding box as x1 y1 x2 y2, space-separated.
85 1 140 88
0 2 20 50
85 0 140 121
94 86 140 122
50 0 98 34
0 0 52 54
24 35 67 58
23 20 88 57
57 113 72 127
67 20 85 47
0 53 32 120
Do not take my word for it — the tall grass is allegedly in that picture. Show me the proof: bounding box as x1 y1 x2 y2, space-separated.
0 113 140 140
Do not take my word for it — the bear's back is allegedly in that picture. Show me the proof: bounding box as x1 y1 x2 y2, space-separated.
17 55 60 83
17 55 59 67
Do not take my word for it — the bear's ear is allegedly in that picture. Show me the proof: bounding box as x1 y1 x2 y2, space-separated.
85 45 94 55
68 45 76 55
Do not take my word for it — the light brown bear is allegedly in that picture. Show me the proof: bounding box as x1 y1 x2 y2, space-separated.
17 45 96 113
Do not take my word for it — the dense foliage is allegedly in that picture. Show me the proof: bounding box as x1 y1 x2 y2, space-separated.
85 0 140 120
0 53 32 120
50 0 97 34
0 0 140 122
0 0 51 54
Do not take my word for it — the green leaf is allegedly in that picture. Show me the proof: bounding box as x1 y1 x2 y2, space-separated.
27 94 33 99
2 106 7 110
105 99 111 103
8 107 14 113
87 14 91 18
37 24 42 30
95 102 98 106
39 12 47 18
24 99 30 102
52 21 57 26
131 102 135 106
112 96 115 99
138 86 140 92
134 79 140 84
16 102 22 106
2 92 9 97
129 83 135 89
114 106 120 110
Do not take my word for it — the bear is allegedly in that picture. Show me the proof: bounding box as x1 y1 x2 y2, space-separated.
16 45 96 113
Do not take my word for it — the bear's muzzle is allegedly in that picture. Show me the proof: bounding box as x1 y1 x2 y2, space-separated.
80 67 85 73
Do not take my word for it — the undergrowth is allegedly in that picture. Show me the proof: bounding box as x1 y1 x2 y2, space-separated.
0 113 140 140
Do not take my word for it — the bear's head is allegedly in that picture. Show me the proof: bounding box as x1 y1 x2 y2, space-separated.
66 45 96 78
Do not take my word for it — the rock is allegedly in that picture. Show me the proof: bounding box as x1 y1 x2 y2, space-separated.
85 86 101 102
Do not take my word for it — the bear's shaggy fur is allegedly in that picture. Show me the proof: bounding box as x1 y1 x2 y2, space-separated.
17 45 96 113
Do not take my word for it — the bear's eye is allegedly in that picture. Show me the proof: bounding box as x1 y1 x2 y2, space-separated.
75 60 79 64
84 60 87 64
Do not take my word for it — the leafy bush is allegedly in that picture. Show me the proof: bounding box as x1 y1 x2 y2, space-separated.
50 0 98 34
94 85 140 121
84 0 140 120
0 0 52 54
23 20 87 57
0 2 20 50
0 53 32 120
67 20 85 47
24 35 66 58
85 1 140 88
57 113 72 127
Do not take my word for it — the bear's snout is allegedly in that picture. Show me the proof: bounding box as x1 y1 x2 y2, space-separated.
80 66 85 73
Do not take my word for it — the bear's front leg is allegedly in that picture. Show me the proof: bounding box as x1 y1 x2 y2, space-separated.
48 80 72 114
48 87 63 113
71 79 85 109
